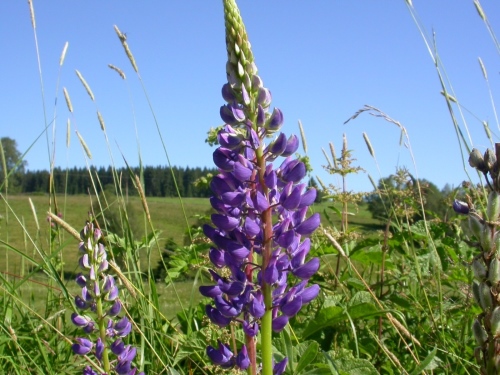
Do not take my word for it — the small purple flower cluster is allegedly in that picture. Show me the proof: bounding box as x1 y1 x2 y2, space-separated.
201 3 320 372
71 222 143 375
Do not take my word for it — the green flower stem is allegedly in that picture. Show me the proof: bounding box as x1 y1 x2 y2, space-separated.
256 144 273 375
96 298 110 372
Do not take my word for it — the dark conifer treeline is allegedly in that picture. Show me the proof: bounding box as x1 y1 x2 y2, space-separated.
20 166 218 197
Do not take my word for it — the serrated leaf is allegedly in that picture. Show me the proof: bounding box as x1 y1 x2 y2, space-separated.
335 357 379 375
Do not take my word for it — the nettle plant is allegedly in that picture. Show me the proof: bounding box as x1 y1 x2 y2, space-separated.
199 0 321 374
454 145 500 374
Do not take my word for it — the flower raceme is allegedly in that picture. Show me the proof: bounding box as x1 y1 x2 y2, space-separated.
71 221 143 375
200 1 321 373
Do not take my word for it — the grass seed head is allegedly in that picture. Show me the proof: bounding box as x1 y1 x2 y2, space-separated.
75 70 95 102
63 87 73 113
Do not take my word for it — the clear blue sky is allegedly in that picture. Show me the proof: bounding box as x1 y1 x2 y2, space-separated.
1 1 500 192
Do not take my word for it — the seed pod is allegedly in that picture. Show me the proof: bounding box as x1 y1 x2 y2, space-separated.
488 191 500 222
491 306 500 336
473 318 488 345
469 215 483 239
472 280 481 306
474 346 483 365
473 257 487 281
495 232 500 257
481 225 493 253
473 281 482 306
480 282 493 310
490 257 500 285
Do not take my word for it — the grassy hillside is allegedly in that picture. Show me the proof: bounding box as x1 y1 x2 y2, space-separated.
0 194 379 276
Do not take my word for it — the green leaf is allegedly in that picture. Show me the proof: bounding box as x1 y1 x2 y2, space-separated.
281 326 295 372
303 303 383 338
409 347 438 375
295 341 319 374
335 357 379 375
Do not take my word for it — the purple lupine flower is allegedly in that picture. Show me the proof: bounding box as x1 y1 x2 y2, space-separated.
453 199 470 215
71 221 142 375
200 1 321 373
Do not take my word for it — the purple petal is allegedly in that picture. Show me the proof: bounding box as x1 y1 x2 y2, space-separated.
220 105 237 125
267 107 284 131
213 148 235 171
258 87 272 108
299 188 317 208
222 83 236 102
71 313 91 327
207 341 233 366
243 320 259 336
272 315 289 332
236 345 250 370
257 104 266 126
453 199 470 215
108 300 122 316
249 293 265 318
241 84 251 105
263 259 279 284
220 191 246 206
281 296 303 317
199 285 222 298
212 214 240 232
269 133 287 156
282 135 299 157
300 284 320 303
111 339 126 355
244 217 260 237
95 338 104 360
233 162 253 182
274 357 289 375
295 213 320 235
209 247 226 268
115 360 132 375
206 305 232 327
214 296 240 317
293 258 320 279
75 273 87 288
72 338 93 355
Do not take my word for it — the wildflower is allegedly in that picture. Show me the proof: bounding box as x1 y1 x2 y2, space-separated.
200 1 320 373
71 221 143 375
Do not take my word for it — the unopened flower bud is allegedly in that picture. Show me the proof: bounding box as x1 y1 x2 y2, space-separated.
473 319 488 345
484 148 497 172
453 200 470 215
469 148 487 173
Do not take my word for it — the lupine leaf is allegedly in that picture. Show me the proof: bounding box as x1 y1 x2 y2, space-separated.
295 341 319 374
409 347 438 375
303 303 383 338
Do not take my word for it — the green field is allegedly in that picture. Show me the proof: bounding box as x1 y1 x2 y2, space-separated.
0 194 380 276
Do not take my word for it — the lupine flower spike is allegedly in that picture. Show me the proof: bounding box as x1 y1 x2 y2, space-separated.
455 144 500 374
200 1 321 374
71 220 143 375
